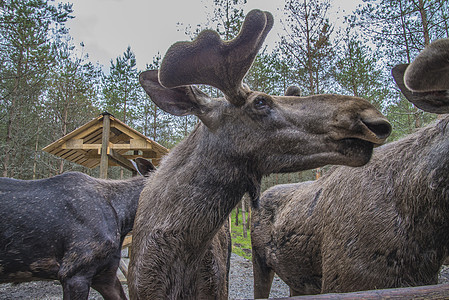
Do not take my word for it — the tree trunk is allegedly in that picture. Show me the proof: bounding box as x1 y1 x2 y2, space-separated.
153 105 158 141
399 0 411 63
304 0 314 94
3 77 20 177
33 119 41 179
246 203 251 231
417 0 430 46
235 205 239 226
241 197 247 238
441 0 449 37
3 104 13 177
414 107 422 128
59 105 69 174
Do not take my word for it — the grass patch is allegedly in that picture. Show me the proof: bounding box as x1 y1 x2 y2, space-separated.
230 209 252 260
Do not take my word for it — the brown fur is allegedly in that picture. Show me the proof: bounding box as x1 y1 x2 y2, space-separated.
197 221 231 300
252 38 449 298
252 118 449 296
128 9 391 299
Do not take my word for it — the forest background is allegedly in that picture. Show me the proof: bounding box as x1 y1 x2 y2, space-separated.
1 0 448 194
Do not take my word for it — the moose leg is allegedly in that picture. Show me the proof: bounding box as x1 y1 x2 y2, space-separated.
252 249 275 299
91 270 127 300
61 275 91 300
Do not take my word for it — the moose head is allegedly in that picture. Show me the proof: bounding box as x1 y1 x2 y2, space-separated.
140 10 391 177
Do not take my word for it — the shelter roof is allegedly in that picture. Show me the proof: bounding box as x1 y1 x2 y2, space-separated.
43 112 168 169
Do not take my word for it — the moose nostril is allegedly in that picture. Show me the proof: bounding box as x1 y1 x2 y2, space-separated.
363 119 392 139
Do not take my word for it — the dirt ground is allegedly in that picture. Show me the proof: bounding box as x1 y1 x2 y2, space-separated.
0 257 447 299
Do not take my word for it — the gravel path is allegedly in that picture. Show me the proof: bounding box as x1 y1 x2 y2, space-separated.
0 254 288 299
0 254 447 299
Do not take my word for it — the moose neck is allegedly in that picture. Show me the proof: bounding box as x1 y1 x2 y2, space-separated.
138 124 260 297
157 123 258 233
106 176 148 237
370 120 449 241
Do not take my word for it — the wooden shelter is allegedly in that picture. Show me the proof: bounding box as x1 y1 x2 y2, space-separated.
43 112 168 178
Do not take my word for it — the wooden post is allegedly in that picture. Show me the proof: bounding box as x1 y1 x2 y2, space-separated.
99 113 111 179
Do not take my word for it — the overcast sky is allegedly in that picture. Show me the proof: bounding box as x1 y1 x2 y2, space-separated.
65 0 360 71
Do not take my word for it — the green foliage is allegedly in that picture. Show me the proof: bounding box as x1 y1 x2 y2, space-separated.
0 0 74 178
230 210 252 259
211 0 246 40
352 0 447 137
331 30 388 111
281 0 335 95
353 0 449 64
102 46 140 124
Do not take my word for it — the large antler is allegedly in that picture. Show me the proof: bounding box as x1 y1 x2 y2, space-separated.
392 39 449 114
158 9 273 106
404 39 449 92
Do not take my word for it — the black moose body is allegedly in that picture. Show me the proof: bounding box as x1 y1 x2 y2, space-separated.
0 158 154 300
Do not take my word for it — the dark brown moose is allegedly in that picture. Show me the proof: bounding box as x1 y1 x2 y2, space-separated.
251 38 449 298
0 158 154 300
128 9 391 299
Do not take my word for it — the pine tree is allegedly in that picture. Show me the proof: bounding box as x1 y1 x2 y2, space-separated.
210 0 247 40
332 30 388 111
102 46 140 125
280 0 335 95
138 54 177 148
0 0 73 178
45 36 101 174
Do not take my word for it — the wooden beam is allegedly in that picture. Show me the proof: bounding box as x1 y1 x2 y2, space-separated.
61 139 102 150
99 114 110 179
122 235 133 249
142 150 158 158
71 122 102 140
62 139 154 151
109 139 154 150
130 138 153 149
84 153 144 161
119 259 128 279
108 149 136 172
274 283 449 300
110 122 142 140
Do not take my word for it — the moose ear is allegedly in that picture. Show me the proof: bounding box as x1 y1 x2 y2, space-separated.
285 86 301 96
132 158 156 176
139 70 213 117
140 70 221 129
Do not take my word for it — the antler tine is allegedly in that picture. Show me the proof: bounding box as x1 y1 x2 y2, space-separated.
404 39 449 93
159 9 273 106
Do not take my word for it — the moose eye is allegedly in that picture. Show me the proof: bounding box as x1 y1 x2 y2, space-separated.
254 97 270 110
